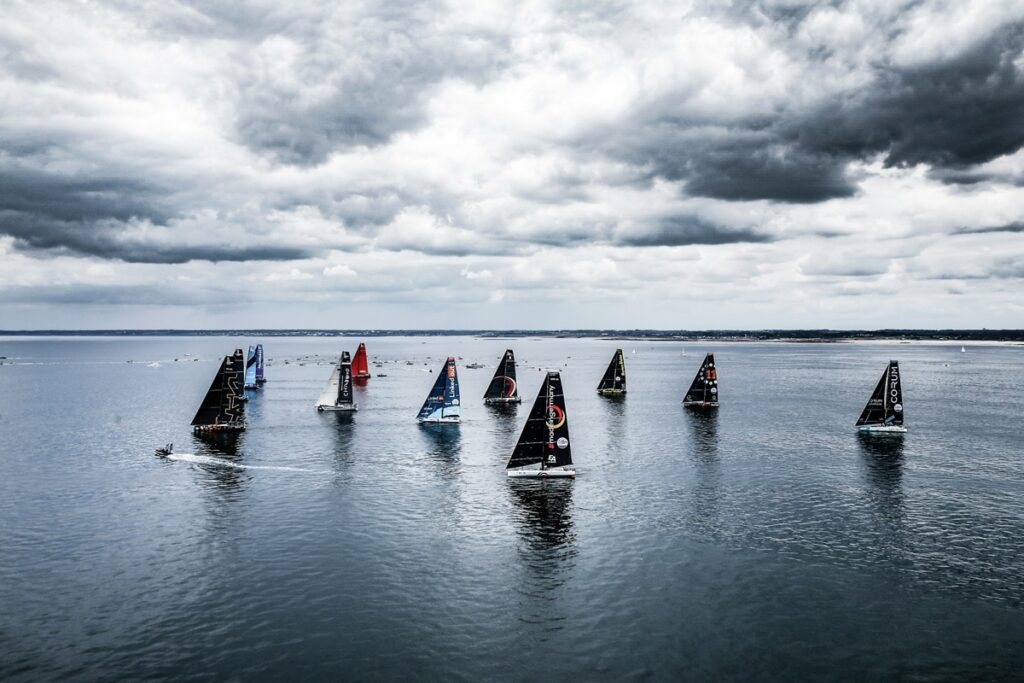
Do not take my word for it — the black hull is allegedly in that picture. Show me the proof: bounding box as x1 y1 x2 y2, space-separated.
193 423 245 433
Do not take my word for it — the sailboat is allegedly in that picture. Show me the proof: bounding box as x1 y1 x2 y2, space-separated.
244 345 258 389
352 343 371 380
961 346 966 353
316 351 357 412
596 348 627 396
483 349 521 405
682 352 719 408
856 360 906 433
191 349 246 432
507 371 575 478
416 356 461 423
255 344 267 385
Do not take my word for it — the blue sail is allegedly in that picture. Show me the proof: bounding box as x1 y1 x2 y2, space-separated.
417 357 461 422
244 345 257 389
254 344 265 384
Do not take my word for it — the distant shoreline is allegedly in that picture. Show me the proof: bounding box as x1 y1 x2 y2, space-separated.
2 329 1023 342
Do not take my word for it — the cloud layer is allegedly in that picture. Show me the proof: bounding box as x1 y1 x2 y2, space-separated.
1 0 1023 327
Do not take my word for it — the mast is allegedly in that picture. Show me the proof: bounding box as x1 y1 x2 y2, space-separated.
682 352 719 408
352 343 370 379
484 349 520 403
596 348 626 395
506 371 572 472
856 360 904 428
254 344 266 385
191 349 245 431
417 357 461 422
336 351 354 406
244 345 258 389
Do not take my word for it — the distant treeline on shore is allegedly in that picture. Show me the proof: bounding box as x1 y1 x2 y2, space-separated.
2 329 1024 342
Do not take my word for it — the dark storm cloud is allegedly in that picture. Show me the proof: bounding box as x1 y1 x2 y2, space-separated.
597 19 1024 204
614 215 771 247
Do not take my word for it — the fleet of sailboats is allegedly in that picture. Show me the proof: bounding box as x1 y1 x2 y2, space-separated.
316 350 357 412
171 343 919 468
506 371 575 478
856 360 906 433
417 356 462 423
483 349 521 405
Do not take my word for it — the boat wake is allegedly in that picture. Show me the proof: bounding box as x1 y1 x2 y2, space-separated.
165 453 321 473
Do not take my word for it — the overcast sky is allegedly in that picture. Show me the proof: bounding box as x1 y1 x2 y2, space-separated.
2 0 1023 329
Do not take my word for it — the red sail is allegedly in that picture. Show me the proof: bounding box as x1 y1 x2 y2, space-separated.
352 342 371 378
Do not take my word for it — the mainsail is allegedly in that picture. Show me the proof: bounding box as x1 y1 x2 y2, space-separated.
353 343 370 379
507 371 572 471
483 349 520 404
254 344 266 385
316 351 356 410
191 349 245 430
244 345 258 389
417 357 461 422
856 360 904 428
682 352 719 407
596 348 627 395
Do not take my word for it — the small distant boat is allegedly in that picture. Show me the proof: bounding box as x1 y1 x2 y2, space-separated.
353 343 371 379
596 348 627 396
244 345 258 389
682 353 719 409
316 351 357 412
961 346 966 353
506 371 575 478
465 362 485 369
376 373 388 378
191 349 246 432
255 344 267 385
417 357 461 424
483 349 521 405
155 443 173 457
856 360 906 433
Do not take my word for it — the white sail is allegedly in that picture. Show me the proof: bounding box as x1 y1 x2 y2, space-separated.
316 363 341 408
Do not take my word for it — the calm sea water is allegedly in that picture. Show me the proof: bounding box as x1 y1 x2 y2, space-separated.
1 336 1023 681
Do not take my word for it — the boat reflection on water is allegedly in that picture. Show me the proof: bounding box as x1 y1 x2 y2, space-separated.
686 407 719 461
857 432 906 538
600 393 626 449
330 411 356 467
191 430 245 494
508 480 576 555
419 424 462 476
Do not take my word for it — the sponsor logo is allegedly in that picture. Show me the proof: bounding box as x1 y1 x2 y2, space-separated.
556 437 569 449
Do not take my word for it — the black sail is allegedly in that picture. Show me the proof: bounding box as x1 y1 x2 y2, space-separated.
596 348 626 393
484 349 519 401
682 352 719 406
336 351 354 406
856 360 904 426
191 349 245 428
506 371 572 470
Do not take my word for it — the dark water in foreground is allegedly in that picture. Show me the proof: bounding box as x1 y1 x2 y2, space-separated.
1 337 1023 681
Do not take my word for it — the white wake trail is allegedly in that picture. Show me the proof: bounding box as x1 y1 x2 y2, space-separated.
166 453 321 473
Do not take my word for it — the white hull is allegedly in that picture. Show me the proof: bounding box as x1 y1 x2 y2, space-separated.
858 425 907 433
317 403 358 412
507 467 576 478
418 416 460 424
597 389 626 396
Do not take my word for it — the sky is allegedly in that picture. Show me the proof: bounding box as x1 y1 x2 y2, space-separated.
1 0 1023 329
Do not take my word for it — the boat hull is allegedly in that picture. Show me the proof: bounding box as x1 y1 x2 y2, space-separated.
597 389 626 396
317 404 358 412
507 467 576 478
683 401 718 408
417 416 461 424
857 425 907 433
192 423 244 433
484 397 522 405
